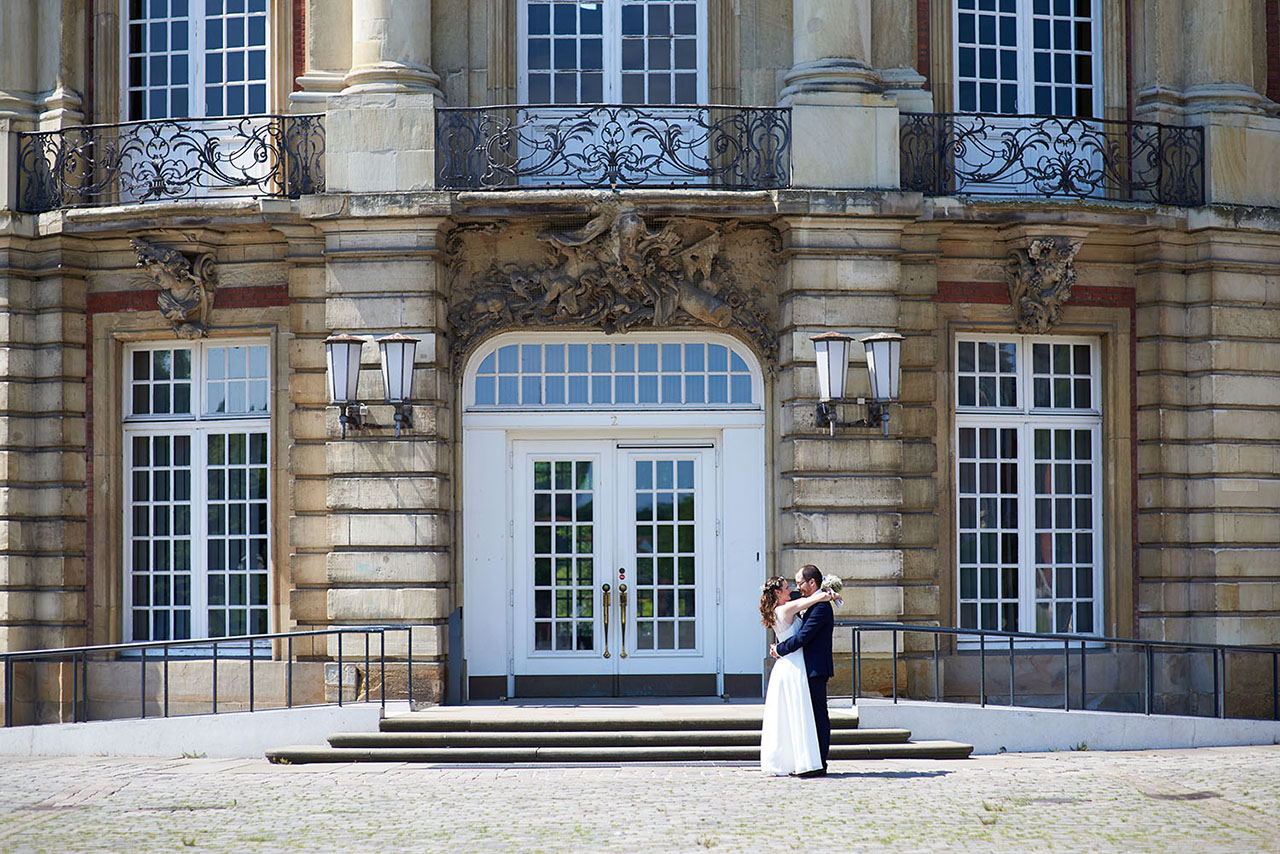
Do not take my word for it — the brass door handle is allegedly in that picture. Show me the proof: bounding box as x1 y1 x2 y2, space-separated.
601 584 611 659
619 583 628 659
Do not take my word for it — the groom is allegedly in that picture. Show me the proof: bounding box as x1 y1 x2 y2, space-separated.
770 564 834 775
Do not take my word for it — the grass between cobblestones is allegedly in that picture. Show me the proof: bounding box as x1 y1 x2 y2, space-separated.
0 747 1277 852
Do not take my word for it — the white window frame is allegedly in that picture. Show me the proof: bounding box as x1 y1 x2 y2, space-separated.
953 0 1102 117
955 334 1104 643
517 0 709 104
121 0 271 121
123 339 272 649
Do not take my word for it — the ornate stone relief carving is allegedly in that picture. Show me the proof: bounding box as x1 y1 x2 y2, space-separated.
130 237 218 339
1005 236 1082 334
446 200 779 364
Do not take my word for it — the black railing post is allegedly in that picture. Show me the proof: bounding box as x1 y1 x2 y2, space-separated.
337 632 344 707
933 633 940 702
248 637 255 713
1080 640 1087 711
1009 635 1015 707
1272 651 1278 722
407 626 414 707
364 632 371 704
1063 639 1069 711
286 636 293 709
72 654 79 724
380 630 386 711
212 641 218 714
1212 646 1220 718
891 629 898 703
1152 645 1162 717
979 632 986 707
140 647 147 720
163 646 170 718
853 629 861 702
3 657 10 727
1218 649 1227 719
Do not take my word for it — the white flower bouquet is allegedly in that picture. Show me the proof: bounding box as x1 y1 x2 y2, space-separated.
821 575 843 594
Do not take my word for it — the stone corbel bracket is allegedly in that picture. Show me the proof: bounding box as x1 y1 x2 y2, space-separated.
130 237 218 339
1005 236 1083 334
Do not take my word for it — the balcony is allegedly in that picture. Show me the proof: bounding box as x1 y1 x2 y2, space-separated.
900 112 1205 206
16 114 325 213
435 104 791 191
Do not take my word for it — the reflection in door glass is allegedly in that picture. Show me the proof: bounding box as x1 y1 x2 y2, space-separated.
532 460 595 651
634 458 696 650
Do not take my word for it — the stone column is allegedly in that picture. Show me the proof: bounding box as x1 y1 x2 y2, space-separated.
1134 0 1279 204
344 0 441 94
325 0 441 193
871 0 931 112
1180 0 1262 112
780 0 900 188
780 0 875 99
0 0 38 120
291 0 353 111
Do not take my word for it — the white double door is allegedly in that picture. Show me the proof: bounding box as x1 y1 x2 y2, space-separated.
512 440 719 693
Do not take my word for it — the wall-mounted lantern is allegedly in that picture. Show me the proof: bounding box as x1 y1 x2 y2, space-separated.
377 333 418 437
812 331 904 437
325 333 419 438
325 333 365 438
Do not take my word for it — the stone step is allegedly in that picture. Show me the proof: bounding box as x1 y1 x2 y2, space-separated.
377 710 861 733
329 727 912 749
265 740 974 764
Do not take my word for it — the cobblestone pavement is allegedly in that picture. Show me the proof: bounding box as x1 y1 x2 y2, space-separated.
1 747 1278 853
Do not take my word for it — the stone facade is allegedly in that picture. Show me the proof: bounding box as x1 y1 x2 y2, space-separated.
0 0 1277 716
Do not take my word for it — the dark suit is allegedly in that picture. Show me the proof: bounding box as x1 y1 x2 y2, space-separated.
774 597 834 767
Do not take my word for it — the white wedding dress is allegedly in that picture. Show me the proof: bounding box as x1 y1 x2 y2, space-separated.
760 610 823 776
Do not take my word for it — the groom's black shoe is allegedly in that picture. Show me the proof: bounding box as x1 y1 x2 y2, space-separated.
795 768 826 778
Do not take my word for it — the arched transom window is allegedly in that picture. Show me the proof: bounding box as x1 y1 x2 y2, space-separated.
467 333 761 409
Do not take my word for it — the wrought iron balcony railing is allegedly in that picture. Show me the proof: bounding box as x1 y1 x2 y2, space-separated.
900 112 1205 206
16 114 325 213
436 104 791 191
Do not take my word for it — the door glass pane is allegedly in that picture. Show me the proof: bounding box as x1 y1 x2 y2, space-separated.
956 426 1019 632
633 457 696 650
1033 426 1097 632
129 434 193 640
207 430 269 638
531 459 595 651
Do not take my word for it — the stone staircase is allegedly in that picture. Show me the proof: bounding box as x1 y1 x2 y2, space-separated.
265 704 973 764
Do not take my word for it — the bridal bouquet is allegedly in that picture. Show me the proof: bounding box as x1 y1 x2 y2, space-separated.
821 575 844 600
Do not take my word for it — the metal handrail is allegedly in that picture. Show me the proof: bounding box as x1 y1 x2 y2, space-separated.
843 621 1280 722
899 111 1205 205
436 103 792 190
1 626 418 728
15 113 326 213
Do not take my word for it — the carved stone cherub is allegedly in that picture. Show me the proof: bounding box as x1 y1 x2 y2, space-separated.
1005 237 1082 334
131 237 218 339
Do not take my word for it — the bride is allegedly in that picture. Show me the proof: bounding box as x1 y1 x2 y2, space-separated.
759 576 838 776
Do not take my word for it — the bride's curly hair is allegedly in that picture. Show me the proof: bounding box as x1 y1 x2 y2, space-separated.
759 576 790 629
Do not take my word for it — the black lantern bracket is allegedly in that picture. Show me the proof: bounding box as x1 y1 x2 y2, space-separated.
390 403 413 438
815 397 891 437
